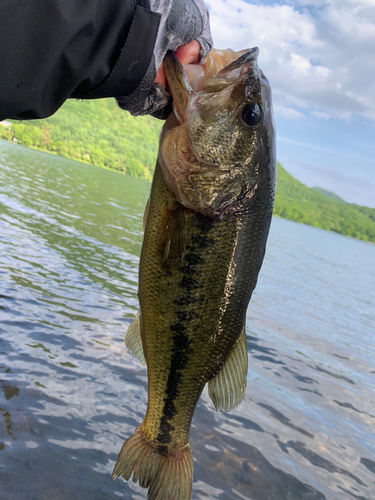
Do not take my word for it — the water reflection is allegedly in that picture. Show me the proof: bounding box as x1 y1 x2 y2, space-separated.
1 141 375 499
279 440 366 487
257 403 315 438
192 406 327 500
360 459 375 476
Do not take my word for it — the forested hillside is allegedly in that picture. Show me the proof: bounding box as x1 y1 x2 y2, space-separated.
274 165 375 242
1 98 374 243
312 187 347 204
0 99 160 180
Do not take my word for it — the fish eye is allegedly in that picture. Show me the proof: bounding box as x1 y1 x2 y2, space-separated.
240 102 261 128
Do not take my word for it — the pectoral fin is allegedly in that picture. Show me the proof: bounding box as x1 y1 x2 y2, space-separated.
124 312 146 366
158 202 186 265
208 326 248 412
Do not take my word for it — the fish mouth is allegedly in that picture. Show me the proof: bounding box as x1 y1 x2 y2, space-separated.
216 47 259 77
163 47 261 121
160 51 211 172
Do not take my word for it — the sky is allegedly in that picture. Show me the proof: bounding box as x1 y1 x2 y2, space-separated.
206 0 375 207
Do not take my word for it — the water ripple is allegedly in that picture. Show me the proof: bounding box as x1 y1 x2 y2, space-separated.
1 141 374 499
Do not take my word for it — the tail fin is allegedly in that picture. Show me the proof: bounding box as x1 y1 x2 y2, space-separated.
112 427 193 500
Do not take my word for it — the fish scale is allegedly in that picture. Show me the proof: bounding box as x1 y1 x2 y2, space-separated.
113 48 276 500
140 164 243 450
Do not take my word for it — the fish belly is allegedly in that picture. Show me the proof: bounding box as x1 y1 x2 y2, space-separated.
113 163 272 500
139 163 259 449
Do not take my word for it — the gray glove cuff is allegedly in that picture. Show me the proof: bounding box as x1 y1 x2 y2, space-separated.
116 0 212 117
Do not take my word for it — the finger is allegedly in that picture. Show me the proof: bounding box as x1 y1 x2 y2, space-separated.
154 41 201 90
174 40 201 65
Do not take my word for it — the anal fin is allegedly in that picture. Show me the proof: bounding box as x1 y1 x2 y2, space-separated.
208 326 248 412
124 312 146 366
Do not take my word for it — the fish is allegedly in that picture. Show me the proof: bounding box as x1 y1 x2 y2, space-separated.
112 47 276 500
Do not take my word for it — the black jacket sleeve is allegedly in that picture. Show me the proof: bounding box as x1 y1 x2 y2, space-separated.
0 0 160 121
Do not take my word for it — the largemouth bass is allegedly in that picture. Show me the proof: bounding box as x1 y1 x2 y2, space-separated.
113 47 276 500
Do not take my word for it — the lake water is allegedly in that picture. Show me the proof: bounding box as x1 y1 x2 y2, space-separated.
0 140 374 500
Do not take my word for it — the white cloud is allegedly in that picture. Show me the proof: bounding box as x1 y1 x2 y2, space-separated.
274 105 306 119
206 0 375 122
286 158 375 206
278 136 335 154
312 111 330 120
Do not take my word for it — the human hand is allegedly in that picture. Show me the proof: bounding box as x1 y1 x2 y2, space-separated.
116 0 212 117
154 41 201 91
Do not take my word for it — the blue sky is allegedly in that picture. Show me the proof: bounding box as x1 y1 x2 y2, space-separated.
206 0 375 207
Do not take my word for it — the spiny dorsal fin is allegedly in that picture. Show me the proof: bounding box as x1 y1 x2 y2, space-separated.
158 202 186 266
124 312 146 366
208 326 248 412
